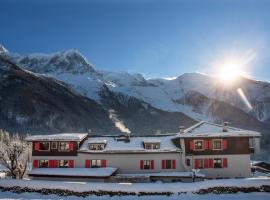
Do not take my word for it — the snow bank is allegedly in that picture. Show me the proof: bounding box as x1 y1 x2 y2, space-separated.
0 177 269 194
28 168 117 177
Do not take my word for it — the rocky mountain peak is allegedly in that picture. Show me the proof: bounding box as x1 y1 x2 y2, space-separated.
0 44 8 55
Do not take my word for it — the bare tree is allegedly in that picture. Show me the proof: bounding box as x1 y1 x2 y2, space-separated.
0 130 29 179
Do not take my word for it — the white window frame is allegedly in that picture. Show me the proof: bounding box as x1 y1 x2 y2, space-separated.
91 159 102 168
89 143 105 150
58 142 70 152
143 160 151 169
39 142 50 151
51 142 58 149
194 140 204 151
144 143 160 150
212 139 223 150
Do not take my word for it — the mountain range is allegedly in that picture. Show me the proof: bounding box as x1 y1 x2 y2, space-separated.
0 44 269 149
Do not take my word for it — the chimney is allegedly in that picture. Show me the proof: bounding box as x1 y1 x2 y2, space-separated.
179 126 185 134
223 122 229 132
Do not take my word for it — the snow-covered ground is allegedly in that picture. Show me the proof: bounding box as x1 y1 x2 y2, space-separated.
0 177 269 193
0 191 269 200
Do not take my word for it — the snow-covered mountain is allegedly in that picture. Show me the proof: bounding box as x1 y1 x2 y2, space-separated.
1 44 270 130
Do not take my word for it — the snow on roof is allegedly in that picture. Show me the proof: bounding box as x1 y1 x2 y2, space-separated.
118 172 205 178
28 167 117 177
25 133 88 142
79 136 180 153
143 138 161 143
180 121 261 138
88 139 107 144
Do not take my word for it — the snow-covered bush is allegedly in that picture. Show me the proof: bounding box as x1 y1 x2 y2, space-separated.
0 130 30 179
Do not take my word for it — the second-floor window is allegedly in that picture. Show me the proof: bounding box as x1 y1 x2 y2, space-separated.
39 160 49 168
194 140 204 150
59 142 69 151
51 142 58 149
213 139 222 150
39 142 50 151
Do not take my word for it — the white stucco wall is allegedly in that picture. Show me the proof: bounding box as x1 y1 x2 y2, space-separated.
185 154 251 178
32 152 185 174
77 152 185 174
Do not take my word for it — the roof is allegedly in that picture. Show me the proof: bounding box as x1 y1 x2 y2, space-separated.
143 138 161 143
118 172 205 178
25 133 88 142
28 167 117 177
79 135 180 153
179 121 261 138
88 139 107 144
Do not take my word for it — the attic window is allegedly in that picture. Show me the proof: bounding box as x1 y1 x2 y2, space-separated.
89 143 105 150
144 143 160 149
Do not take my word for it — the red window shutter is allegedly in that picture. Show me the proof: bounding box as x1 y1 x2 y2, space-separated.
101 160 106 168
162 160 166 169
69 142 74 151
204 158 209 168
140 160 144 170
189 140 194 150
172 160 176 169
204 140 209 150
49 160 54 168
69 160 74 168
150 160 154 169
223 158 228 168
54 160 59 168
194 159 199 169
85 160 91 168
209 158 213 168
209 140 213 150
33 160 39 168
222 139 228 150
34 142 40 151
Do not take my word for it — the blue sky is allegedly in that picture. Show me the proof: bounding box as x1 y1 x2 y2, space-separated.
1 0 270 80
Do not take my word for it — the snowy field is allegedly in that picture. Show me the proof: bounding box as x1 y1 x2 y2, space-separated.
0 191 269 200
0 177 269 199
0 177 269 193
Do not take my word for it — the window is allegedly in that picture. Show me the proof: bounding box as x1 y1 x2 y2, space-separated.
186 159 191 166
194 140 204 150
51 142 58 149
39 160 49 168
39 142 50 151
90 144 105 150
59 142 69 151
213 158 222 168
91 159 102 168
165 160 172 169
213 139 222 150
143 160 151 169
59 160 69 168
144 143 160 149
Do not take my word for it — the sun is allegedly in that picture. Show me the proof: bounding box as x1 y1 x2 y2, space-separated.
218 65 241 83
